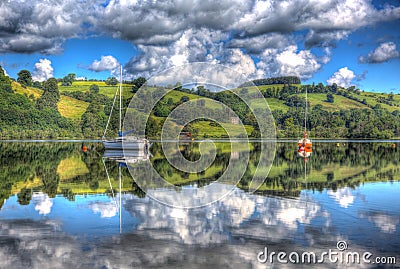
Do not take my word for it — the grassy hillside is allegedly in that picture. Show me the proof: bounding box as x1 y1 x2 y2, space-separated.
357 92 399 112
12 81 42 98
297 93 370 112
59 81 133 98
58 95 89 119
12 81 89 120
251 98 289 112
4 76 400 139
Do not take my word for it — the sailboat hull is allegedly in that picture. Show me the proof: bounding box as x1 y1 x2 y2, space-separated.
103 137 148 150
297 139 312 152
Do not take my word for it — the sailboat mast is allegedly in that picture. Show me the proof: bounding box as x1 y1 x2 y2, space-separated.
119 164 122 234
304 87 307 134
119 65 122 137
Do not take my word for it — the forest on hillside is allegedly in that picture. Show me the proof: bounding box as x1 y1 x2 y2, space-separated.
1 67 400 139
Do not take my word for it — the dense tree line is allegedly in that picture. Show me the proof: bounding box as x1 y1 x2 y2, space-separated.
81 99 108 137
61 90 109 104
242 76 301 87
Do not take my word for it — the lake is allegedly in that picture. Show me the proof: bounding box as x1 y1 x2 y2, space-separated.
0 141 399 268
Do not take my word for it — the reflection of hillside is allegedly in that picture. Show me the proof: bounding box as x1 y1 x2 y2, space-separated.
57 155 89 180
149 141 399 197
0 142 74 206
253 142 400 196
1 141 399 209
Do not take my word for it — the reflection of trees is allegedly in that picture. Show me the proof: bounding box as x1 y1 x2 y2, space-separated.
0 142 74 208
148 141 400 198
1 141 399 209
17 187 32 205
0 142 148 209
259 142 400 197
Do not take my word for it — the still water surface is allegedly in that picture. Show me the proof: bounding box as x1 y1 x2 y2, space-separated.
0 141 399 268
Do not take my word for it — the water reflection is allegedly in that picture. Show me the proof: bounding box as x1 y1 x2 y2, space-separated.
0 141 399 268
0 141 399 205
1 182 399 268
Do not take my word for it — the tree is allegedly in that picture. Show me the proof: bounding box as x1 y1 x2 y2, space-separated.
81 100 107 137
131 77 146 93
17 188 32 205
331 83 338 93
105 77 118 86
326 93 335 103
62 73 76 86
90 84 99 94
167 98 174 106
17 70 33 86
32 81 42 89
36 78 60 110
0 65 13 93
180 95 190 103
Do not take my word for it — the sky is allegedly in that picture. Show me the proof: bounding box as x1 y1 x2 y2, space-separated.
0 0 399 92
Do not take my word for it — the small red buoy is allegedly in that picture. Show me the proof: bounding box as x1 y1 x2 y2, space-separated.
82 145 87 152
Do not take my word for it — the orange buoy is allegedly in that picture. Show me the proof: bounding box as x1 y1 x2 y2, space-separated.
82 145 87 152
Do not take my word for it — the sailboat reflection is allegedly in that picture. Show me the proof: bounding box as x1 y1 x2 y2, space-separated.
103 149 150 163
297 86 312 158
102 149 150 234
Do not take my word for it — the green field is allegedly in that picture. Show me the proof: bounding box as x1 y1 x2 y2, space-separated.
358 92 400 112
250 93 370 113
297 93 370 112
250 98 289 112
58 95 90 119
59 81 133 98
12 81 42 98
12 81 90 119
191 121 253 138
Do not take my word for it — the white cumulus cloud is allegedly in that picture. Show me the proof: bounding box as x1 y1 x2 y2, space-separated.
89 202 118 218
327 67 355 88
360 212 399 233
32 193 53 215
359 42 400 63
327 187 355 208
32 58 53 82
275 45 321 79
89 55 120 72
224 48 257 77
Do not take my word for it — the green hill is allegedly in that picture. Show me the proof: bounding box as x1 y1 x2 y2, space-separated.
1 70 400 139
59 81 134 98
12 81 89 120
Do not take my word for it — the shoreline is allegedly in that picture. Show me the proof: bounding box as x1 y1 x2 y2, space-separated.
1 139 399 143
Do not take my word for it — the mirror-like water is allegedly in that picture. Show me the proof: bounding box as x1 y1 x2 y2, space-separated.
0 141 399 268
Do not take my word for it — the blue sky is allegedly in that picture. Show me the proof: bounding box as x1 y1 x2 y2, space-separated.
0 0 399 92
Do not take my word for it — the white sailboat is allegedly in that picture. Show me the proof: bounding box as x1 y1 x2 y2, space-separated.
297 86 312 158
102 65 149 153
